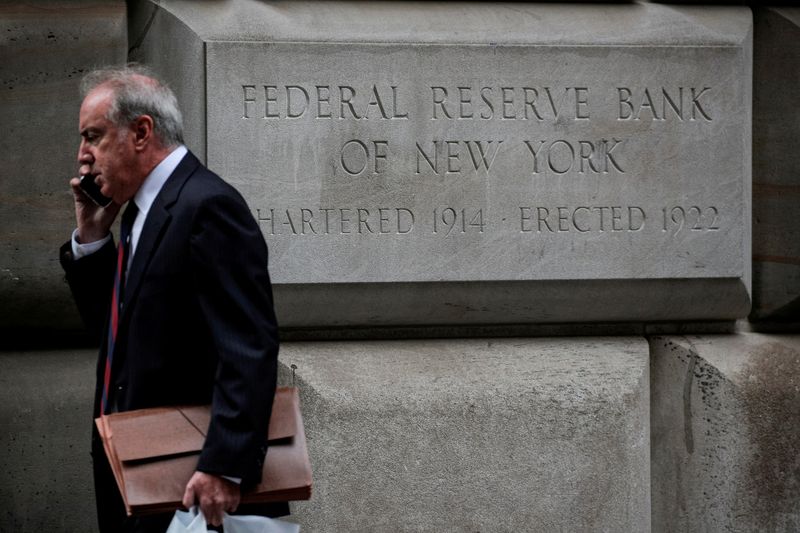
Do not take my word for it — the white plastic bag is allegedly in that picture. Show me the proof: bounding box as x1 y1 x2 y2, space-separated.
223 513 300 533
165 507 300 533
166 507 207 533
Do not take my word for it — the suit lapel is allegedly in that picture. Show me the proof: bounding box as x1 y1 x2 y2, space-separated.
122 152 201 318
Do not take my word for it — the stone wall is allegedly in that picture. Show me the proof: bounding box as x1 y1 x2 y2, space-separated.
1 1 798 532
0 1 126 338
751 7 800 323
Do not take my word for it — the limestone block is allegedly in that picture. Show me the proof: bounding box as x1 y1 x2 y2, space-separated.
0 1 127 334
751 8 800 323
129 0 753 327
0 349 98 532
278 337 650 531
127 0 205 161
650 334 800 532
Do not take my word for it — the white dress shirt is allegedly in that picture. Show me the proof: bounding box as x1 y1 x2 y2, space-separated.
71 145 188 263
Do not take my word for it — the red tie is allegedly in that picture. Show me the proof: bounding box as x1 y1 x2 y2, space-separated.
101 202 138 414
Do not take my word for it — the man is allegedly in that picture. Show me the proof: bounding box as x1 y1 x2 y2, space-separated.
60 66 280 531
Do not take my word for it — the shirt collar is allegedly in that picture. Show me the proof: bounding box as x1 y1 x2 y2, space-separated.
133 145 188 217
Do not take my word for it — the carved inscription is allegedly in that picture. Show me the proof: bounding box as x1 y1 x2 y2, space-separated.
429 86 591 121
239 84 717 179
242 84 721 236
207 41 744 282
617 87 712 121
242 85 713 122
242 84 409 120
416 141 503 175
520 206 645 233
523 139 624 175
255 204 723 237
662 206 720 234
243 82 724 236
257 208 415 235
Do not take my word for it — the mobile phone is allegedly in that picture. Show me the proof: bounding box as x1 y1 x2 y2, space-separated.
79 174 113 207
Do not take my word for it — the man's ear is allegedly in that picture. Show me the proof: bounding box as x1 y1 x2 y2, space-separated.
132 115 155 151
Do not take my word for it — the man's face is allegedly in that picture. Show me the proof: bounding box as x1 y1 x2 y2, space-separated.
77 86 141 205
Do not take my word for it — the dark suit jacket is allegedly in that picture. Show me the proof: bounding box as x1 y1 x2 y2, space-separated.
61 151 279 483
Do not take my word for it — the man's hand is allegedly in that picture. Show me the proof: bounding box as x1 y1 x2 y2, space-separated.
70 176 120 243
181 471 240 527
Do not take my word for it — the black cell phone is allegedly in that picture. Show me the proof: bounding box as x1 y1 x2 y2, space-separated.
79 174 113 207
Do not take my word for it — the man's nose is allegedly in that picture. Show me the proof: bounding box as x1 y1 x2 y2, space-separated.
77 141 93 163
77 143 94 176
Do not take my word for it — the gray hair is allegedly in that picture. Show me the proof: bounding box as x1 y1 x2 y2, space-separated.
81 64 184 147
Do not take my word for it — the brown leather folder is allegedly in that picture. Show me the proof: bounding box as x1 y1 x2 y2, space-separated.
95 387 312 516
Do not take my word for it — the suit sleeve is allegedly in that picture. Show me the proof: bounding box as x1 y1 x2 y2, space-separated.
60 238 117 343
189 192 279 483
